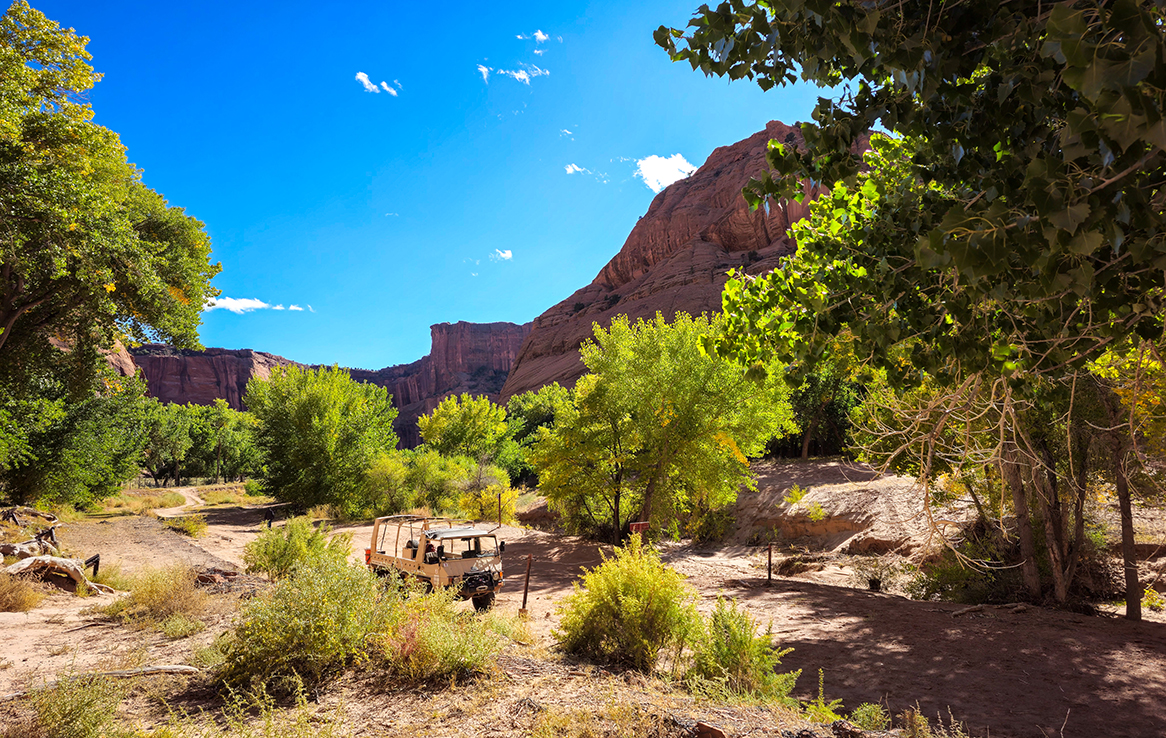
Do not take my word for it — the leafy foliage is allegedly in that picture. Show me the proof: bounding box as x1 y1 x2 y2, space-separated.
0 1 220 369
27 674 126 738
533 313 795 540
687 597 797 702
243 516 352 581
223 555 389 693
0 363 151 507
553 537 699 672
245 365 398 516
418 393 508 461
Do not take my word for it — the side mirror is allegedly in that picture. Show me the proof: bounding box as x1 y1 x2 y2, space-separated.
499 541 505 553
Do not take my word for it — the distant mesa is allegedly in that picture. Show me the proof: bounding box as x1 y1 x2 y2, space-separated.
127 320 530 449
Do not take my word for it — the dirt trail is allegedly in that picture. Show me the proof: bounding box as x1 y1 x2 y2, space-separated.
151 487 206 518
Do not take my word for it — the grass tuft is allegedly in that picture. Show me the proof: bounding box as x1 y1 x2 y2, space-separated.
0 571 46 612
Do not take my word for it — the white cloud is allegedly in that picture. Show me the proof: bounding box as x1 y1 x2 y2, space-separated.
534 29 549 42
272 304 285 310
634 154 698 193
471 272 479 277
355 72 379 93
308 305 315 313
497 63 549 85
564 163 589 174
533 49 546 55
380 81 398 96
477 64 491 83
491 249 513 261
205 297 271 314
393 79 402 89
560 129 573 136
288 305 304 311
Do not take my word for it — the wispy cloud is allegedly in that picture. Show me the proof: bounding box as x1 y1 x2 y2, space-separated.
380 81 398 96
564 163 589 174
534 29 549 42
518 29 554 43
533 49 546 56
496 63 549 85
206 296 313 315
355 72 379 93
206 297 270 314
308 305 315 313
477 64 491 83
634 154 698 193
490 249 513 261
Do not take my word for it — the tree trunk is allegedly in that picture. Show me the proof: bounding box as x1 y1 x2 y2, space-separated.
1001 449 1042 599
1115 458 1141 621
800 410 820 459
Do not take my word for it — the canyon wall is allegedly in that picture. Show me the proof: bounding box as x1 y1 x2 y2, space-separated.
127 320 530 448
499 120 836 401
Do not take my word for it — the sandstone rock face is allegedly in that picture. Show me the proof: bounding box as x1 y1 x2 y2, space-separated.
129 345 302 410
128 321 531 449
500 120 849 401
348 321 532 447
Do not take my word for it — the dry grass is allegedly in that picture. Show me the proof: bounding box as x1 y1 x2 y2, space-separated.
0 571 46 612
530 701 681 738
161 514 208 538
98 490 185 516
103 564 209 629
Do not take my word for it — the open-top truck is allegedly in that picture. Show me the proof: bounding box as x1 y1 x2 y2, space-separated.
364 515 505 610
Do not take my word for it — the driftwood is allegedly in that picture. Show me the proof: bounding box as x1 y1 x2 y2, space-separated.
4 555 115 595
0 507 59 527
0 522 62 559
0 665 199 702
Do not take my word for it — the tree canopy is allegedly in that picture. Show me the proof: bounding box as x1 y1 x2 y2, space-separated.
657 0 1166 616
532 313 796 540
1 1 220 370
245 365 398 516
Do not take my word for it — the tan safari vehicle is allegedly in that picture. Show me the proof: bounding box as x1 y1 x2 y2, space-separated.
364 515 505 610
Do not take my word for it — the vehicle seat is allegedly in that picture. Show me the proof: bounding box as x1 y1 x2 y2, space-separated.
462 550 476 559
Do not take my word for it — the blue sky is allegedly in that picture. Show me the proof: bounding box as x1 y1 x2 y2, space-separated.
38 1 817 369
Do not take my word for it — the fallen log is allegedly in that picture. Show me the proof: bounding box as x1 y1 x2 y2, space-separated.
0 665 199 702
4 555 115 595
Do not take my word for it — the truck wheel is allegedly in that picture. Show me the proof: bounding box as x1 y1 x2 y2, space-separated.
472 592 495 612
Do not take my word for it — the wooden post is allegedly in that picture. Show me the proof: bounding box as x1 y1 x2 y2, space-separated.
768 543 773 584
519 554 533 618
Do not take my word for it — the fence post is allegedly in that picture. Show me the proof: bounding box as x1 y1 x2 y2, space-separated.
768 543 773 584
519 554 533 618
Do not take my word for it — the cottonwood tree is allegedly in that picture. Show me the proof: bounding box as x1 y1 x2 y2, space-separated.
418 393 509 461
532 313 796 540
658 1 1166 616
1 2 220 369
245 366 398 516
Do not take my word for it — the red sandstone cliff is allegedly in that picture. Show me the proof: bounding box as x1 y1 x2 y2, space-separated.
348 321 531 447
499 120 840 401
128 320 531 449
129 345 303 410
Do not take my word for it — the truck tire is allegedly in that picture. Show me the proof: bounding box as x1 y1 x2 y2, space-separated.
472 592 495 611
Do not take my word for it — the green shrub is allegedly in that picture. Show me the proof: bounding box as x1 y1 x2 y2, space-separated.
28 674 126 738
244 479 265 496
377 585 503 681
158 613 205 639
553 536 699 672
1146 587 1165 612
243 516 352 581
457 482 517 524
850 703 891 731
687 598 798 702
0 572 45 612
103 565 207 625
222 556 395 693
686 505 735 543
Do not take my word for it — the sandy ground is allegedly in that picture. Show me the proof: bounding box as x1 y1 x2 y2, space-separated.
4 471 1166 737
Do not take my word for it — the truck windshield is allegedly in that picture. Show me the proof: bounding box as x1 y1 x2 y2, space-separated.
442 536 497 559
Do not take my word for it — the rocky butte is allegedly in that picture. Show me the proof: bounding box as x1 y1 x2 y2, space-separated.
127 321 530 448
499 120 845 401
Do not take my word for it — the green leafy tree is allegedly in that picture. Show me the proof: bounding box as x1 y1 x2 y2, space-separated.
658 1 1166 617
0 363 151 507
142 401 193 488
184 400 258 482
417 393 509 461
245 365 398 516
503 382 572 484
533 313 795 539
1 2 220 368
